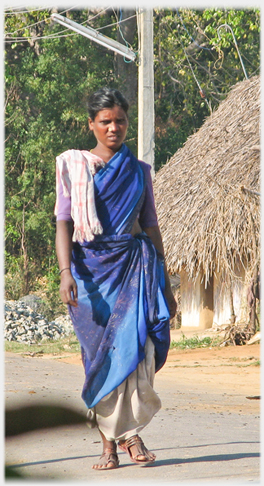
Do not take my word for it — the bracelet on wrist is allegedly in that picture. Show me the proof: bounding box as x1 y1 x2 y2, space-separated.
59 267 71 275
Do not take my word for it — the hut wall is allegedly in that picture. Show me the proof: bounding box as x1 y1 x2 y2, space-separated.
180 269 214 329
180 266 248 330
213 267 247 326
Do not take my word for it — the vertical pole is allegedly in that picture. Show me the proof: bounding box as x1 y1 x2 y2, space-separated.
137 8 155 176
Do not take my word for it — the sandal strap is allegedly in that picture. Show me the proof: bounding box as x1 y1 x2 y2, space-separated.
103 447 117 454
124 434 142 448
118 435 155 464
124 435 149 458
100 449 119 466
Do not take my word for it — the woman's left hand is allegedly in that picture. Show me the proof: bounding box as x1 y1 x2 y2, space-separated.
143 225 177 319
165 288 177 319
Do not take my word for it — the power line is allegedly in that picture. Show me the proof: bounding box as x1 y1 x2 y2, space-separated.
94 13 137 32
4 9 138 54
117 9 132 47
87 6 113 24
5 33 77 44
5 6 52 15
176 9 213 52
217 23 248 79
5 18 51 36
4 6 136 42
174 21 212 112
112 8 137 63
51 13 136 61
4 6 80 36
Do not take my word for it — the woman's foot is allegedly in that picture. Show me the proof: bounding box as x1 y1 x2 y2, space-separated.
92 447 119 470
92 433 119 470
118 435 156 465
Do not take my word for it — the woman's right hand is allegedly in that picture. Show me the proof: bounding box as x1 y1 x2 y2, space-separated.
59 270 78 307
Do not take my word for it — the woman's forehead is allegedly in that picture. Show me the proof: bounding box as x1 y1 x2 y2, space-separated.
96 106 127 119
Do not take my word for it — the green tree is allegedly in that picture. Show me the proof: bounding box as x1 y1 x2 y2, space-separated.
153 7 260 168
4 7 260 313
4 7 122 310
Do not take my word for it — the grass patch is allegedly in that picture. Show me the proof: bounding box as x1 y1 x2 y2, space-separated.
170 334 221 350
239 360 260 367
4 334 81 355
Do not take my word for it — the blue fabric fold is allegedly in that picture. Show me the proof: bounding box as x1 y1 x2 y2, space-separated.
94 144 145 235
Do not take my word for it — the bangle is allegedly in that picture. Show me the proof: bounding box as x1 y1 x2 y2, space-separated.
59 267 71 275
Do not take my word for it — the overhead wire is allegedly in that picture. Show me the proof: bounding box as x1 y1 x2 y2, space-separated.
4 6 52 15
4 5 82 36
176 8 213 52
178 7 252 81
167 13 212 112
4 5 105 37
166 9 237 102
175 8 226 76
5 33 77 44
88 6 114 26
110 8 137 63
4 6 137 46
95 12 137 32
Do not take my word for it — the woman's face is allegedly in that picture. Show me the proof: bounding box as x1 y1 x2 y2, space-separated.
89 105 128 152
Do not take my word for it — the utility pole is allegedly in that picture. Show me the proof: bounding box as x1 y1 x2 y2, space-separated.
137 9 155 175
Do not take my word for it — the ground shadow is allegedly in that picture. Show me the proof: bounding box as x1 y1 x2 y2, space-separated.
154 440 260 452
151 451 260 467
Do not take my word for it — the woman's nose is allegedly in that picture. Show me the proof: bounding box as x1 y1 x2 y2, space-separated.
108 121 118 131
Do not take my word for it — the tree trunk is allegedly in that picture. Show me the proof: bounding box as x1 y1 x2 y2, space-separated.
21 204 30 295
245 198 260 336
115 9 138 104
248 266 259 335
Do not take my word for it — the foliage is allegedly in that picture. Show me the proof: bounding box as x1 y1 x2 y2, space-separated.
5 333 80 354
170 334 221 349
4 6 260 309
153 7 260 169
4 7 128 303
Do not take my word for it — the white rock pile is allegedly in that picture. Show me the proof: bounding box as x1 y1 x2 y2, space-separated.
4 299 74 345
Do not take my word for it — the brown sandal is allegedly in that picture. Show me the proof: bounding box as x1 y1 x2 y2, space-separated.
92 448 119 470
118 435 156 465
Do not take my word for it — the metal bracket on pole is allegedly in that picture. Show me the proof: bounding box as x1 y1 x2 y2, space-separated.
51 13 137 62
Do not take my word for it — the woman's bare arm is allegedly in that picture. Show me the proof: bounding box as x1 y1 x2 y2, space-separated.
56 220 78 307
144 225 177 318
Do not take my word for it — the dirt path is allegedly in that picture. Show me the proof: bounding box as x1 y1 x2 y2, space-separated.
165 343 260 394
38 342 261 410
5 343 260 482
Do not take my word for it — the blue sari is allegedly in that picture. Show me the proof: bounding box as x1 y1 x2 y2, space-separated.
68 144 170 408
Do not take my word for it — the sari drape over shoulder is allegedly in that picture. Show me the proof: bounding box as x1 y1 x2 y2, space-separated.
56 144 170 409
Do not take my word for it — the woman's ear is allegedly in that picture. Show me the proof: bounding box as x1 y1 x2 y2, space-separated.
88 118 94 131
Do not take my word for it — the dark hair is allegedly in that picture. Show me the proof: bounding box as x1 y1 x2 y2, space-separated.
87 87 129 121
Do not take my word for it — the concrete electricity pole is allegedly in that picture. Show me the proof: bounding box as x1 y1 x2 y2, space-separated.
137 9 155 175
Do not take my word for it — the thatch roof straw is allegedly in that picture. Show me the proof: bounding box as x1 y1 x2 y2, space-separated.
153 75 260 285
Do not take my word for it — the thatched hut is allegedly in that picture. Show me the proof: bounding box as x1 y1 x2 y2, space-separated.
153 75 260 331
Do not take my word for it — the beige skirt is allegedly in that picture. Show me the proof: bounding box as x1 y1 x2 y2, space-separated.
86 336 161 441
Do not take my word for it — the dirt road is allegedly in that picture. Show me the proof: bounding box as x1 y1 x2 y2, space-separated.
59 340 260 404
5 338 260 483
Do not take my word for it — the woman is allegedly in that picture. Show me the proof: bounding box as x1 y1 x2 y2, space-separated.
55 87 176 470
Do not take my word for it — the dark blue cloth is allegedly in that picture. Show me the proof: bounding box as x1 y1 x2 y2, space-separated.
93 144 145 235
68 145 170 408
